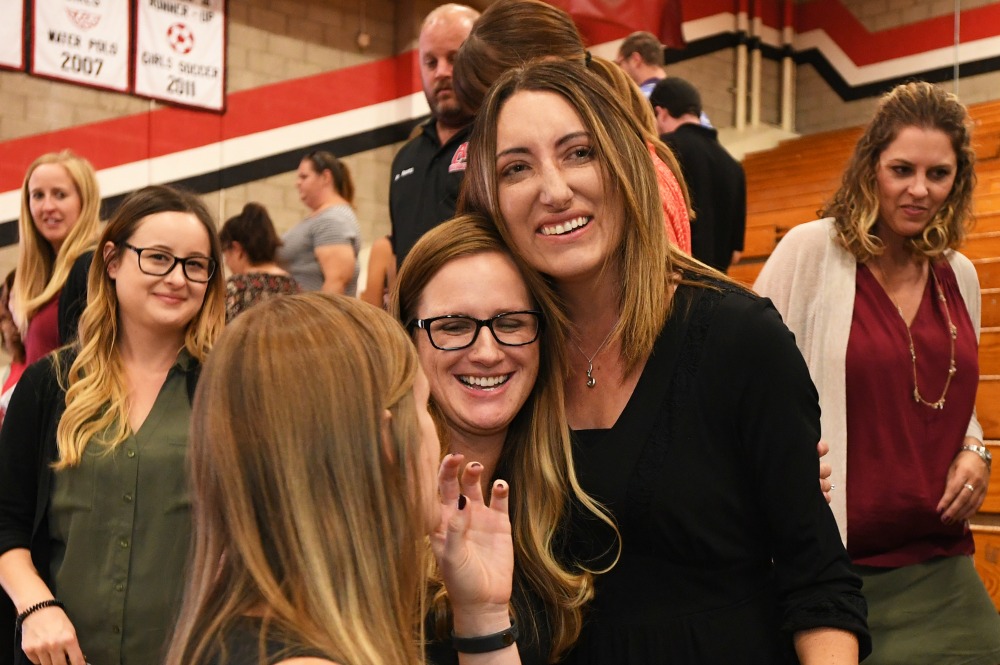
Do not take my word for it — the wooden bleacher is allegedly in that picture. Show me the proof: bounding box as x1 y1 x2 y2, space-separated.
737 100 1000 609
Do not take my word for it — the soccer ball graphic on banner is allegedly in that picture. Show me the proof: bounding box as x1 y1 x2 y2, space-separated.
167 23 195 54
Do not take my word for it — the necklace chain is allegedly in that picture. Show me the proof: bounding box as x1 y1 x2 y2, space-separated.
870 261 957 410
572 321 617 389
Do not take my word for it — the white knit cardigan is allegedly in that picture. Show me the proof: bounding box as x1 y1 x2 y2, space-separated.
754 217 983 545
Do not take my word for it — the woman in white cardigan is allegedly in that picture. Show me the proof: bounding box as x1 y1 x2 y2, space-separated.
756 81 1000 665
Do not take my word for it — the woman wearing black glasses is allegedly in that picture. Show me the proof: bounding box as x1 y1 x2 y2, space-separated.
0 185 226 665
393 215 615 665
279 151 361 296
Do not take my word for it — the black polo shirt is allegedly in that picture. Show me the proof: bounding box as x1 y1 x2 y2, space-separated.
390 118 473 268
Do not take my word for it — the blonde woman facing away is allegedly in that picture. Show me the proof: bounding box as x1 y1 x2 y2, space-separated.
166 293 519 665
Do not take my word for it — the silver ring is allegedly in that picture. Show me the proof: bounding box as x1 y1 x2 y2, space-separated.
963 483 975 492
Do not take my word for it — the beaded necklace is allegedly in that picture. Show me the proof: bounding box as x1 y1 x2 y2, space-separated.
870 261 957 410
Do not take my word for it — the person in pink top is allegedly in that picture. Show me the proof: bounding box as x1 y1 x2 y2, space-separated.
0 271 26 425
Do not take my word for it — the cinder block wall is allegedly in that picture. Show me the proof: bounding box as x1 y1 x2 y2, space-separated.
0 0 465 285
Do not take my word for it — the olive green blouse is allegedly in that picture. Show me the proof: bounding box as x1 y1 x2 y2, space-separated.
48 352 196 665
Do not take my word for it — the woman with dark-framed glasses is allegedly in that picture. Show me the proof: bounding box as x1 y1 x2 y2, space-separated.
393 215 615 665
0 185 226 665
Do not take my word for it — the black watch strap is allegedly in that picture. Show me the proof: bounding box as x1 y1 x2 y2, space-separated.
451 619 519 654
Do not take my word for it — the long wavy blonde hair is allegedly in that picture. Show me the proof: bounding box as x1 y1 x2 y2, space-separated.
824 81 976 262
54 186 226 469
393 214 619 661
166 293 426 665
13 150 100 331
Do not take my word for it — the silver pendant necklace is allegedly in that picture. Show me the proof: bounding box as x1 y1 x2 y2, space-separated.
572 322 617 388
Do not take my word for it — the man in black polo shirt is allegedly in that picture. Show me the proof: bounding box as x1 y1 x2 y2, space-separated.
390 3 479 269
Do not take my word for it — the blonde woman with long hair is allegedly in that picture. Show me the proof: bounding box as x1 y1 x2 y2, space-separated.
166 293 518 665
0 185 225 665
12 150 101 364
393 215 616 665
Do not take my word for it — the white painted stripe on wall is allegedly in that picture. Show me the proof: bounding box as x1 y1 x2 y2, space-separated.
0 91 429 222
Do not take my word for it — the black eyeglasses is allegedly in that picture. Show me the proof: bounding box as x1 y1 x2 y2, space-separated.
123 243 217 283
409 311 542 351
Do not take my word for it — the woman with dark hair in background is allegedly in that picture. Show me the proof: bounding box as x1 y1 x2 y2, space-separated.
278 151 361 296
0 185 226 665
220 202 300 321
756 81 1000 665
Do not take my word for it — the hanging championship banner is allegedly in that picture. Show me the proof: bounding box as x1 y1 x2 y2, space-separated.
0 0 26 70
31 0 130 91
134 0 226 111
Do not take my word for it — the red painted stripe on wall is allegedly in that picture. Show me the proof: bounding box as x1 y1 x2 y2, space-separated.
0 50 420 191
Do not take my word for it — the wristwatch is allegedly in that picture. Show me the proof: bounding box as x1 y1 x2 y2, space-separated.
961 443 993 473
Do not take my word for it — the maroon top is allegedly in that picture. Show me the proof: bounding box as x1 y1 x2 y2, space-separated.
23 295 61 366
845 261 978 566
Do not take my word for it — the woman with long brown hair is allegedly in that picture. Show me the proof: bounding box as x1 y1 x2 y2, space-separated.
394 216 614 665
0 185 226 665
461 59 869 664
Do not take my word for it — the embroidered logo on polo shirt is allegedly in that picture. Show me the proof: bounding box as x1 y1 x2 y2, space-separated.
448 142 469 173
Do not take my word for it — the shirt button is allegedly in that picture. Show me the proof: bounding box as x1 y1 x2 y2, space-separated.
126 449 136 458
112 624 121 634
115 583 124 592
123 493 132 503
119 538 129 549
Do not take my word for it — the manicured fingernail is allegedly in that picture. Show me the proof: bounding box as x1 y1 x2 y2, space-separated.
469 462 482 470
495 481 507 491
458 494 467 510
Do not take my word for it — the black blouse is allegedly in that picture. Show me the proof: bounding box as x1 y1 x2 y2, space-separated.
561 278 870 664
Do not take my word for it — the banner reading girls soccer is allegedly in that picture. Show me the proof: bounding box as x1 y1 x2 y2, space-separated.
31 0 130 91
0 0 25 70
134 0 226 111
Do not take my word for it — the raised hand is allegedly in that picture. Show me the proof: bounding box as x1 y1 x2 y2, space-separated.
431 454 514 634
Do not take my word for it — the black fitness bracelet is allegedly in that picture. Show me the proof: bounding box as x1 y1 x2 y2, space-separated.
15 599 64 633
451 619 519 654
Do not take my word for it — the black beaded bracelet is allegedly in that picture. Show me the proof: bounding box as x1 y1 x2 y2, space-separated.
15 599 64 633
451 619 519 654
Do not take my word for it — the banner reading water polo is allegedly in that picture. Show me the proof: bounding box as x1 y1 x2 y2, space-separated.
134 0 226 111
31 0 130 91
0 0 25 70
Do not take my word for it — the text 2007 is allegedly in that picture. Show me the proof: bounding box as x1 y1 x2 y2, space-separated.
61 52 103 76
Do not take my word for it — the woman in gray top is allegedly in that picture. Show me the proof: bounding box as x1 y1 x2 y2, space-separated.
278 151 360 295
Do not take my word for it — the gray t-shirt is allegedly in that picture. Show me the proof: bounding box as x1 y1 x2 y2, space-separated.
277 204 360 295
